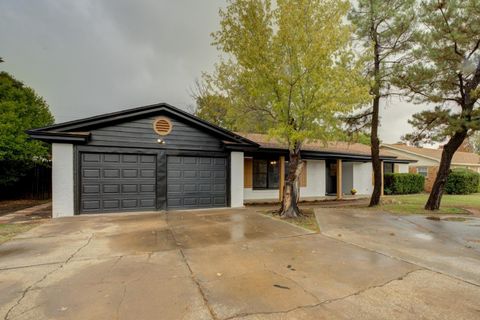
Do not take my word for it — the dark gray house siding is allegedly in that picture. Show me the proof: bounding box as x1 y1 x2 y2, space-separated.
88 115 224 152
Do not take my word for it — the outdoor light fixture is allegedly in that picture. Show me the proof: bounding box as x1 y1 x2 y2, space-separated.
270 160 277 165
157 138 165 144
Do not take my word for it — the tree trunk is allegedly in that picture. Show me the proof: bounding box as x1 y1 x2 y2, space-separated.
369 15 382 207
369 95 382 207
280 151 304 218
425 131 468 210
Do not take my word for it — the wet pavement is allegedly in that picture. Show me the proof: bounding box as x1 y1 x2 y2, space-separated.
315 208 480 286
0 207 480 319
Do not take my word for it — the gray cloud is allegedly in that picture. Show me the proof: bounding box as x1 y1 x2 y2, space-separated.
0 0 427 143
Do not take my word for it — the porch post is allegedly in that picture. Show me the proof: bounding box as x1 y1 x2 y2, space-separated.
336 159 342 200
381 160 384 197
279 156 285 201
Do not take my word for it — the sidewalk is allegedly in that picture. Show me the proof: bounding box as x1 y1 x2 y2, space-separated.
0 202 51 224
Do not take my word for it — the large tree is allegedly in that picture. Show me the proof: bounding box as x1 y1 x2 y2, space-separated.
198 0 368 217
193 80 271 133
347 0 416 207
0 71 54 186
467 131 480 153
396 0 480 210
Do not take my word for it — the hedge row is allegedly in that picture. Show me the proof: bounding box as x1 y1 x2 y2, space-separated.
445 169 480 195
384 173 425 195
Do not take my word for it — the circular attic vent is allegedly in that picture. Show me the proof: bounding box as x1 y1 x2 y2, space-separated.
153 117 173 136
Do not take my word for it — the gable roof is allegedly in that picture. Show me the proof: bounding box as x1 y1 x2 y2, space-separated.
382 143 480 166
237 133 414 161
28 102 258 146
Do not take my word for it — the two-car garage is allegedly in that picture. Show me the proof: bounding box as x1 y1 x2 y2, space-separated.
79 152 227 214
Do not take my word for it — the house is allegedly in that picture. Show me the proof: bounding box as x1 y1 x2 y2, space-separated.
28 103 413 217
381 143 480 191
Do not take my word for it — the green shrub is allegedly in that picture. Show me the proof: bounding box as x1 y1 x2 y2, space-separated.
444 169 480 195
384 173 425 195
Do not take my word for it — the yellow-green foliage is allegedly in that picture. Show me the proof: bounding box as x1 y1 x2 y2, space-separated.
198 0 370 150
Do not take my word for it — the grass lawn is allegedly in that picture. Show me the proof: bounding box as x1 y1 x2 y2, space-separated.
0 223 40 245
260 208 320 232
379 193 480 215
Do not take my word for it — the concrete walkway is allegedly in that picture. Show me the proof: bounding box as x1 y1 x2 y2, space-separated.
0 208 479 319
0 202 51 224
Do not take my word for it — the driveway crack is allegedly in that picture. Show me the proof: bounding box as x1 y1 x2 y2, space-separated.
224 269 420 320
268 269 321 303
3 233 94 320
179 249 218 320
116 283 127 320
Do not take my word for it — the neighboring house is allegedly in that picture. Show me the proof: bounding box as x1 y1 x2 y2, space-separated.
28 103 413 217
381 143 480 191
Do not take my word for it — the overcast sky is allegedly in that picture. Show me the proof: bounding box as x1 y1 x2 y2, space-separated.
1 0 424 143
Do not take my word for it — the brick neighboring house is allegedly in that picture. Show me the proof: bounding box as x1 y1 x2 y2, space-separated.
381 143 480 192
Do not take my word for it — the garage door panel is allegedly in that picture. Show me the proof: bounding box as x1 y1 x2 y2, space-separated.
122 154 138 163
103 200 120 209
140 184 155 192
83 169 101 178
103 154 120 162
83 200 101 210
140 155 155 163
140 199 155 207
80 152 156 213
141 169 155 178
122 199 138 208
183 157 197 164
199 171 212 178
121 169 137 178
168 170 181 178
199 184 211 192
83 184 100 194
83 153 101 162
199 198 212 205
122 184 138 193
214 184 226 192
103 184 119 193
167 156 227 210
103 169 120 178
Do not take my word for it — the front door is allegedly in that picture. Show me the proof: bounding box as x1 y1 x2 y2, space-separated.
325 160 337 195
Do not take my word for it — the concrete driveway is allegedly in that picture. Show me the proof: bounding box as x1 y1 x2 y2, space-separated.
0 208 479 319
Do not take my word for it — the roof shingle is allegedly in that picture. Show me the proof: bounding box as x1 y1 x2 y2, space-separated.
236 132 411 159
384 143 480 165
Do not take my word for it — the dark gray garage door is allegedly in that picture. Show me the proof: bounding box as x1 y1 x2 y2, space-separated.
80 153 156 213
167 156 227 209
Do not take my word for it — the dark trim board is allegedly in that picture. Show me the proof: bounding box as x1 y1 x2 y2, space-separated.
246 148 400 162
157 151 167 210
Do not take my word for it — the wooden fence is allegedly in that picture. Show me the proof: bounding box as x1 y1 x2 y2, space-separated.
0 163 52 200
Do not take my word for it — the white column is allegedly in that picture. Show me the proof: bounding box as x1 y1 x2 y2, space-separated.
52 143 75 218
230 151 244 207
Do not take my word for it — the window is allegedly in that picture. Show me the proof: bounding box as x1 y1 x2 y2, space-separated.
417 167 428 177
253 159 279 189
384 163 394 174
